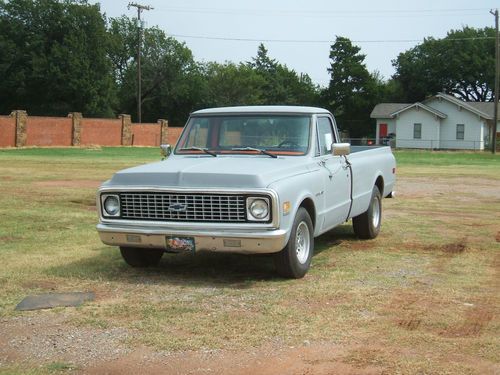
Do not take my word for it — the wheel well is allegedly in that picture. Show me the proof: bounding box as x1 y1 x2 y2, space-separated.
299 198 316 229
375 175 384 196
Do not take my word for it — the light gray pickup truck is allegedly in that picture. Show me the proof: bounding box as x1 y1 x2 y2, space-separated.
97 106 396 278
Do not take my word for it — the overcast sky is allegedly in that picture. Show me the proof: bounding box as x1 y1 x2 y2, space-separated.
93 0 498 87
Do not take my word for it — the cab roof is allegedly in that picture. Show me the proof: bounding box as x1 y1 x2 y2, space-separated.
191 106 331 116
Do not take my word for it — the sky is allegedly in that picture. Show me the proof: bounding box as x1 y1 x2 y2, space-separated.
92 0 498 87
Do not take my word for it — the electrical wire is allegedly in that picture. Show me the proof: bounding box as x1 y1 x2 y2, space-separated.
169 34 495 44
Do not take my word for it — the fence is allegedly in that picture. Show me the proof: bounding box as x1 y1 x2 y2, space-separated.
344 138 492 151
0 111 184 148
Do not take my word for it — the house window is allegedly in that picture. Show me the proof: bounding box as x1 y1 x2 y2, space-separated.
456 124 465 140
413 123 422 139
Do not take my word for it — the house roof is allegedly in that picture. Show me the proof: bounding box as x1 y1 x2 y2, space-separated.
370 103 409 118
372 92 498 121
426 93 493 120
390 102 447 119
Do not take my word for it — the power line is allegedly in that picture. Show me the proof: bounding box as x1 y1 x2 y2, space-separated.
169 34 496 44
154 6 490 17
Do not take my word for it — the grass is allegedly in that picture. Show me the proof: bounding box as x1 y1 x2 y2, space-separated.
0 147 499 374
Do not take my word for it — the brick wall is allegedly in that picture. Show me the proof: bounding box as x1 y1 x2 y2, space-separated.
0 115 16 147
131 123 161 146
0 111 184 148
26 116 73 146
167 127 184 146
81 118 123 146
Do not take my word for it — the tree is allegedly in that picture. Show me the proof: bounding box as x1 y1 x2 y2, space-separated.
108 16 202 123
202 62 265 107
323 36 377 137
393 27 496 102
0 0 116 116
248 43 320 105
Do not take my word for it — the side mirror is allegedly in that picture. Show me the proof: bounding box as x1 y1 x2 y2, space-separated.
160 144 172 160
332 143 350 156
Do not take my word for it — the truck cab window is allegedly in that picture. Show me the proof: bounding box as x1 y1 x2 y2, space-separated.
317 117 336 156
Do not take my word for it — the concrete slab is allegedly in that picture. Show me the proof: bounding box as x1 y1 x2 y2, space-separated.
15 292 95 311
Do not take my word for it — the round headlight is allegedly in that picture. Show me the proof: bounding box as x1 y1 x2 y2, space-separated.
104 196 120 216
250 199 269 219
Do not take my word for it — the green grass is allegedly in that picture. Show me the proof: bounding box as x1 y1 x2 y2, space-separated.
0 148 499 374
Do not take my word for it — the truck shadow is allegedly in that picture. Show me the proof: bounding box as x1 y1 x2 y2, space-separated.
45 225 356 287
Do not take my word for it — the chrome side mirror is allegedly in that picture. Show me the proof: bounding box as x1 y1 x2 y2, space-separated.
332 143 351 156
160 144 172 160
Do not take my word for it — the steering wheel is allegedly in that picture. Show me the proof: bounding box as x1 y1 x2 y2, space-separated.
278 140 300 148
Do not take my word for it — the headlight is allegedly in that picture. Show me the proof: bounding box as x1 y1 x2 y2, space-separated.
102 194 120 217
247 197 270 221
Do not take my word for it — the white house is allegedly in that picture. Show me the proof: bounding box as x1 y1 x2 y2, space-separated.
370 93 499 150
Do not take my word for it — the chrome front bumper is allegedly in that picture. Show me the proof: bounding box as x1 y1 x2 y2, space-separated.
96 223 288 254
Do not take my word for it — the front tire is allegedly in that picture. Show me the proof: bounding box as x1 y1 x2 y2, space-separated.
352 185 382 239
119 247 164 267
274 207 314 279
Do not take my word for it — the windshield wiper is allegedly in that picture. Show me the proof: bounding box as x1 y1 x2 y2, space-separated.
231 147 278 158
179 147 217 157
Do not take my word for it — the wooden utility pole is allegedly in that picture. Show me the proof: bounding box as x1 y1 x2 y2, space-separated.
491 9 499 154
128 2 153 124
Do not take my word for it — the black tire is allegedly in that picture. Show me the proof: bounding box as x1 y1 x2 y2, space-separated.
352 185 382 239
119 247 164 267
274 207 314 279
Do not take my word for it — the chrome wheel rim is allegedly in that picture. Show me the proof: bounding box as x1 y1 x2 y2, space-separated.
372 195 381 229
295 221 310 264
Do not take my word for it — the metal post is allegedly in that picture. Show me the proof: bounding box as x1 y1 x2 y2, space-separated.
128 2 153 123
491 9 499 154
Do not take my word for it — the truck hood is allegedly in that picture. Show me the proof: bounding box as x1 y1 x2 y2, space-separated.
104 155 311 189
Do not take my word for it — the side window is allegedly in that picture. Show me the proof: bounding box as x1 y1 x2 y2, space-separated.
413 123 422 139
317 117 335 156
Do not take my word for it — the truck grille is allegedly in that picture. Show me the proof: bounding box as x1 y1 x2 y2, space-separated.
120 192 247 222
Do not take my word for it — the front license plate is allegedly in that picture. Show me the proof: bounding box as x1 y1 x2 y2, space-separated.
166 237 195 253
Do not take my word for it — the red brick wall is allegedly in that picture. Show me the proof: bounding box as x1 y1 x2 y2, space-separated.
0 115 15 147
81 118 122 146
26 116 72 146
167 127 184 146
131 123 161 146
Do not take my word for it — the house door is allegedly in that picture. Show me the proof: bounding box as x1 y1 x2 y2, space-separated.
379 123 388 138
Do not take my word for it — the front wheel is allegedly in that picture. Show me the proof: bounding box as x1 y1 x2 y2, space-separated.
352 185 382 239
274 207 314 279
119 247 164 267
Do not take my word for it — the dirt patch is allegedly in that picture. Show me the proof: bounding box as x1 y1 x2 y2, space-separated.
0 313 131 367
496 231 500 243
34 180 101 189
84 343 385 375
440 303 495 338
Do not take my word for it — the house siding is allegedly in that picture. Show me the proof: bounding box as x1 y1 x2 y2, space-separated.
425 98 485 150
395 108 440 149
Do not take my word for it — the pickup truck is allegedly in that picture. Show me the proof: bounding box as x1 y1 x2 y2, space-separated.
96 106 396 278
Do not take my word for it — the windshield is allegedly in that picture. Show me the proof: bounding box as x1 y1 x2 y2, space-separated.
176 115 311 156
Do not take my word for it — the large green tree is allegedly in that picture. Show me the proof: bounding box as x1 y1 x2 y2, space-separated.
248 44 320 105
323 36 377 137
0 0 115 116
393 26 495 102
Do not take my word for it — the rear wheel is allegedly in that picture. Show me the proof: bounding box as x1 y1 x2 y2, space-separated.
119 247 164 267
274 207 314 279
352 185 382 239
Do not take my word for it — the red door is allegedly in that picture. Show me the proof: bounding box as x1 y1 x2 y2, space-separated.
379 123 388 138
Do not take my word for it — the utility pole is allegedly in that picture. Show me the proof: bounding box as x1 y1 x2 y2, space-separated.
128 2 153 123
491 9 499 154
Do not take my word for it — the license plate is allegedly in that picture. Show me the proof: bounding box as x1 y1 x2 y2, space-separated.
166 237 195 253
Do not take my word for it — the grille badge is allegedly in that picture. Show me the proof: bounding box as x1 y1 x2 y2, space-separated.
168 203 188 212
